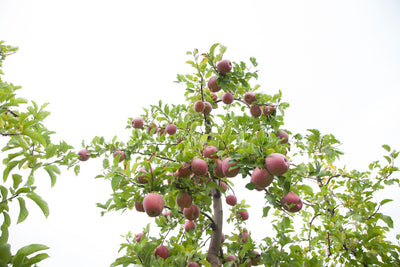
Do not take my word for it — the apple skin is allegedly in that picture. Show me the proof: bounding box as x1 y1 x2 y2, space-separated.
191 158 208 176
226 254 237 262
147 124 158 134
276 130 289 144
163 211 172 221
165 124 177 135
208 76 221 92
78 149 90 161
135 232 144 242
263 104 275 116
203 145 218 159
211 93 218 102
204 102 212 115
244 92 256 104
281 192 303 212
222 92 234 104
238 210 249 221
177 162 192 177
222 157 240 177
188 263 200 267
134 201 145 212
214 159 225 178
221 233 225 243
194 101 205 112
176 191 192 208
217 59 233 74
183 204 200 221
154 245 169 259
136 167 153 184
113 150 125 162
131 117 144 129
226 195 237 206
250 251 261 266
143 193 164 217
184 220 196 232
250 105 262 117
219 181 228 193
265 153 290 176
239 230 249 243
251 167 273 189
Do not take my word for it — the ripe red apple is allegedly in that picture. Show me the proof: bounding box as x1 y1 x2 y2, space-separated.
176 191 192 208
250 251 261 266
220 181 228 193
147 124 158 134
204 102 212 115
226 194 237 206
177 162 192 177
214 159 225 178
221 233 225 243
191 158 208 176
184 220 196 232
226 254 237 262
183 204 200 221
238 210 249 221
165 124 177 135
154 245 169 259
239 230 249 243
265 153 290 176
276 130 289 144
136 167 153 184
281 192 303 212
243 92 256 105
188 262 199 267
207 76 221 92
143 193 164 217
78 149 90 161
131 117 144 129
135 232 144 242
222 157 240 177
222 92 234 104
194 101 205 112
203 145 218 158
217 59 232 74
163 211 172 221
113 150 125 162
263 104 275 116
135 201 145 212
250 105 262 117
251 167 273 189
211 93 218 102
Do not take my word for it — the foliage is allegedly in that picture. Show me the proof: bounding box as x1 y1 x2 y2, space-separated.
0 41 77 267
83 44 398 266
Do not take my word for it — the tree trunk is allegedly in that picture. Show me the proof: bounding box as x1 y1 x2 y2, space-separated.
206 187 223 266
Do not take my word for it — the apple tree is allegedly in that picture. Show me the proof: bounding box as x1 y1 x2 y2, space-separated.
0 41 78 266
80 44 400 266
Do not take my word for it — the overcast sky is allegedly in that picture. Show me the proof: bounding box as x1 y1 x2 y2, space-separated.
1 1 400 266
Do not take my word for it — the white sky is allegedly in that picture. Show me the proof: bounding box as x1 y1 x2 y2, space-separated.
1 1 400 266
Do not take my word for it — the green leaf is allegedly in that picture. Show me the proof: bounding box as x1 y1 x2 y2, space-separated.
0 243 11 265
22 128 47 146
379 214 394 228
380 199 393 206
17 197 29 223
12 174 23 189
111 175 122 191
3 160 18 182
382 144 391 152
74 165 80 175
22 252 49 265
44 165 60 187
12 244 49 267
26 193 49 218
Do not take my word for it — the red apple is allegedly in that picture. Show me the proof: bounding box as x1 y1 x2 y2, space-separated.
135 232 144 242
221 233 225 243
176 191 192 208
281 192 303 212
204 102 212 115
131 117 144 129
154 245 169 259
211 93 218 102
263 104 275 117
191 158 208 176
208 76 221 92
188 262 199 267
183 204 200 221
136 167 153 184
135 201 145 212
251 167 273 189
226 254 237 262
250 105 262 117
217 59 232 74
113 150 125 162
165 123 177 135
250 251 261 266
78 149 90 161
276 130 289 144
220 181 228 193
177 162 192 177
214 159 225 178
143 193 164 217
147 124 158 134
238 210 249 221
243 92 256 105
163 211 172 221
226 195 237 206
203 145 218 159
222 157 240 177
222 92 234 104
265 153 290 176
239 230 249 243
194 101 205 112
184 220 196 232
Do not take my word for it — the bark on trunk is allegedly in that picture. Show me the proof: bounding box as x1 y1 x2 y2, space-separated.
206 187 223 266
